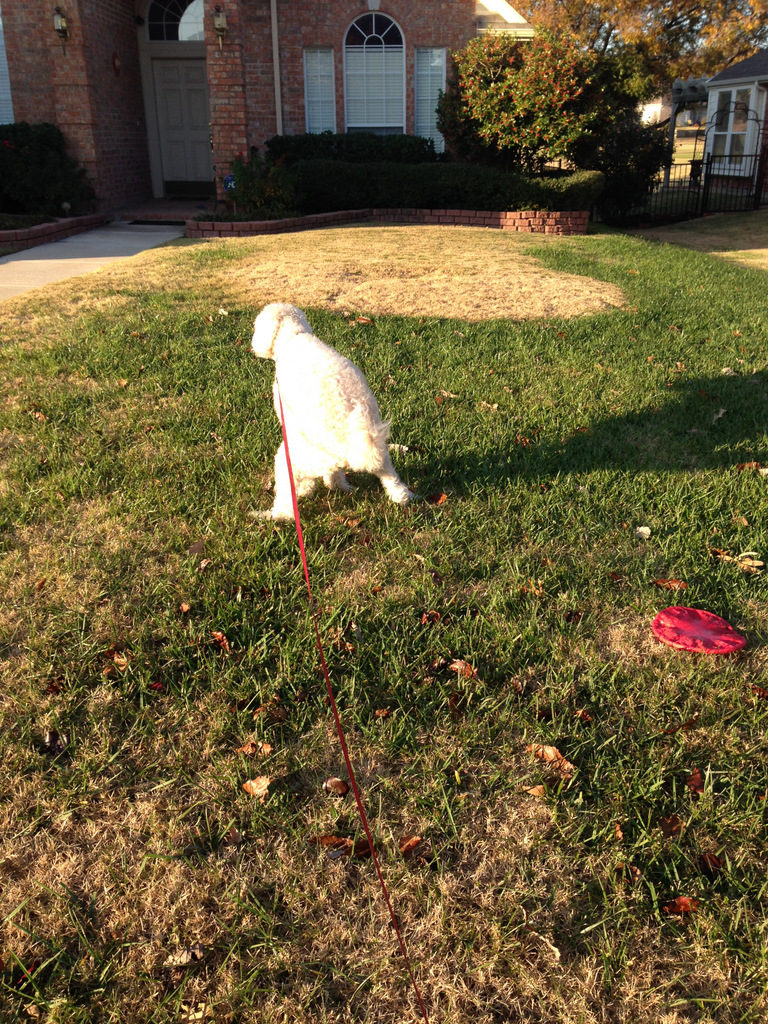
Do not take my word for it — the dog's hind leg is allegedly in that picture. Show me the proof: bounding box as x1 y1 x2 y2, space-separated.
323 469 354 493
264 440 297 520
375 450 414 506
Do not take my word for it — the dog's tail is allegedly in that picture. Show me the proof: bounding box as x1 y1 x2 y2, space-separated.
346 405 392 472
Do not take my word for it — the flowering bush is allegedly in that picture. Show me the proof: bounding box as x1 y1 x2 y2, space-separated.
438 31 603 172
437 32 668 218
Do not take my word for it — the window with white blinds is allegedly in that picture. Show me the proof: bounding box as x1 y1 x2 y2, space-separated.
303 48 336 133
344 13 404 133
415 48 446 152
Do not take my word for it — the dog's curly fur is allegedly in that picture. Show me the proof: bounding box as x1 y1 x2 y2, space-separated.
252 302 413 520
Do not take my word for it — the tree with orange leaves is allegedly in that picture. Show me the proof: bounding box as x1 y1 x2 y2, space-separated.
518 0 768 86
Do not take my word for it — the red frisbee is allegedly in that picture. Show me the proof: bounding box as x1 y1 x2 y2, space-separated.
652 606 747 654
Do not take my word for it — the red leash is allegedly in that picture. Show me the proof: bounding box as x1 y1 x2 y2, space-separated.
277 388 430 1024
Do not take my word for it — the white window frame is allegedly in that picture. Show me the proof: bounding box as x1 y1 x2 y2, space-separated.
415 47 446 153
343 13 405 135
706 83 764 174
303 48 336 134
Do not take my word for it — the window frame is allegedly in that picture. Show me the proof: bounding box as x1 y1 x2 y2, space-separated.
706 83 763 174
414 47 446 152
343 12 406 135
303 48 336 134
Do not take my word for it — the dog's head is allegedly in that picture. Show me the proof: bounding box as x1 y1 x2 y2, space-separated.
251 302 312 360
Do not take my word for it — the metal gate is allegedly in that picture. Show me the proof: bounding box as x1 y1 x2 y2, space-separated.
701 150 766 213
638 149 767 224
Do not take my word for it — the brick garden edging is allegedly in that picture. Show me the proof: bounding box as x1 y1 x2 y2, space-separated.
185 207 590 239
0 213 108 253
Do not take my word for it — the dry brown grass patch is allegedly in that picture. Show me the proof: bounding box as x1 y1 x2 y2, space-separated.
218 226 626 321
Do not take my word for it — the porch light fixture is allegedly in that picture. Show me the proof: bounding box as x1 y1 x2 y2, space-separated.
213 5 227 49
53 7 69 41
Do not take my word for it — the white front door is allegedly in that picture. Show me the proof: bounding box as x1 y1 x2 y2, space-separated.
152 59 213 193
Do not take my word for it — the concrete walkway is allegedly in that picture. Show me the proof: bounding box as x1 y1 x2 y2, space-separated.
0 221 184 301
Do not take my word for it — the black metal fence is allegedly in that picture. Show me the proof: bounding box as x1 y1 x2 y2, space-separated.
631 151 767 225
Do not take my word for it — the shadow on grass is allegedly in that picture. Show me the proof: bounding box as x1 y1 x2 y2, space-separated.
424 371 768 491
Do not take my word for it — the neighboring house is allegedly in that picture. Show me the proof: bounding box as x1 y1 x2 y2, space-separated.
1 0 532 211
705 49 768 183
640 96 673 125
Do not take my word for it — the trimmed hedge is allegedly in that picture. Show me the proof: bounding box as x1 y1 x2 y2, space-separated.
265 132 439 166
288 160 603 214
0 122 94 216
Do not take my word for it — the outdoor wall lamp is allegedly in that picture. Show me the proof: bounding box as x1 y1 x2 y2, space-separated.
53 7 69 41
213 5 227 49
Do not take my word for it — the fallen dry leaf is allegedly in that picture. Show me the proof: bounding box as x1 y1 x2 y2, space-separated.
686 767 704 796
659 814 684 839
187 539 205 556
427 492 448 505
615 862 643 885
522 784 549 798
526 743 575 776
663 712 700 735
710 547 764 573
179 601 191 613
374 708 392 719
614 821 624 841
751 684 768 700
662 896 699 915
420 609 442 625
211 630 230 652
179 1002 211 1023
322 776 350 797
242 776 272 802
653 578 688 591
236 740 272 757
162 943 206 968
449 658 478 678
398 835 423 858
698 852 723 877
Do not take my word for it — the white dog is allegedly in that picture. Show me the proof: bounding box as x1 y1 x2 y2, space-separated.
251 302 413 520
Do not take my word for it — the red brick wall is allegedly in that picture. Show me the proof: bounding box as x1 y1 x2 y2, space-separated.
77 0 152 208
4 0 150 210
4 1 481 208
275 1 475 137
210 0 477 195
206 0 250 189
3 2 57 123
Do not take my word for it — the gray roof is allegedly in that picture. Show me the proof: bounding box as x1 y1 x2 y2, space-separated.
709 48 768 85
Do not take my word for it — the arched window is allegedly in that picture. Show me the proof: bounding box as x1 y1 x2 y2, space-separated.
147 0 204 42
344 13 404 134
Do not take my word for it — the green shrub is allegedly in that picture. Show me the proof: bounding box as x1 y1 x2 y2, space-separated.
224 151 295 218
569 114 670 222
0 122 94 216
288 160 603 213
265 132 438 166
437 32 604 173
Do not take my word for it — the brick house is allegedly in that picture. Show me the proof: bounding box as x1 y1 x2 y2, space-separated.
0 0 532 211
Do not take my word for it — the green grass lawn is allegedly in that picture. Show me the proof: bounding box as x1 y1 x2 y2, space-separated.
1 226 767 1024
